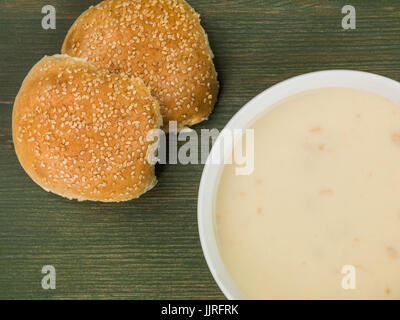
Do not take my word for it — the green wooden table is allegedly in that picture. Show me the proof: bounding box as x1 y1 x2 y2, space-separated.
0 0 399 299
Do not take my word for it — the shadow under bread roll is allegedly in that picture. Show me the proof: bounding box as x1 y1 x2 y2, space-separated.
12 54 162 202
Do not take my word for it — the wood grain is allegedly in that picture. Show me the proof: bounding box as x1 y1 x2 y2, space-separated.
0 0 399 299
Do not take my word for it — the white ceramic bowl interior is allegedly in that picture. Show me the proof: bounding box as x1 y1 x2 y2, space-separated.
197 70 400 299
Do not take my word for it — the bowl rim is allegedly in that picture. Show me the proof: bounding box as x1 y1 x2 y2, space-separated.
197 69 400 300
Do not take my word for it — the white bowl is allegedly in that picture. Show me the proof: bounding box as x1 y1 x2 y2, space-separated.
197 70 400 300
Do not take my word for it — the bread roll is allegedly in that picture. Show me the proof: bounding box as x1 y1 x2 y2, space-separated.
12 54 162 202
62 0 219 130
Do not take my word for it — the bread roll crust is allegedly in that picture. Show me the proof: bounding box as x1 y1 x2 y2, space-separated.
62 0 219 130
12 54 162 202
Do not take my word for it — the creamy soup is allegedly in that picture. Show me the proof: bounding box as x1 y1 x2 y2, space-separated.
215 87 400 299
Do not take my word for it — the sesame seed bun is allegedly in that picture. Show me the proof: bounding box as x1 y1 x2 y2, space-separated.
61 0 219 130
12 54 162 202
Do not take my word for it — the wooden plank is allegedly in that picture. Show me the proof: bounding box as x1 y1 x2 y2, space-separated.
0 0 399 299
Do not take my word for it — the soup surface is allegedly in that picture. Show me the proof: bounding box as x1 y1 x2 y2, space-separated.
215 87 400 299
